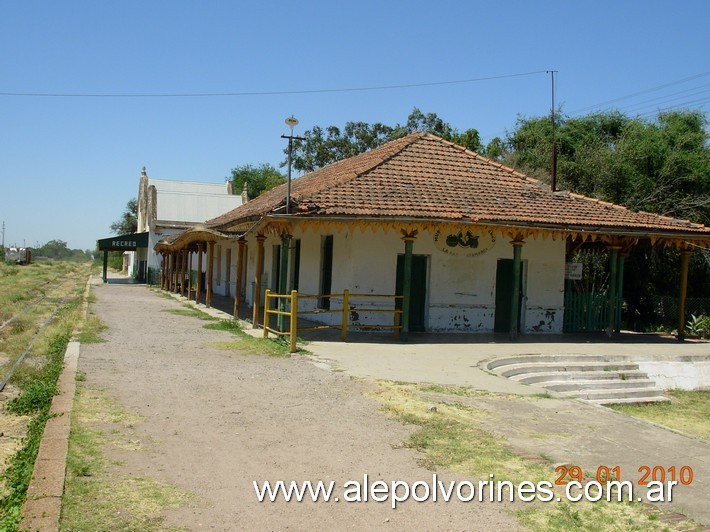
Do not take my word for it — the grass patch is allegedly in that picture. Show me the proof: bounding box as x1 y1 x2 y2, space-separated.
204 320 292 357
77 315 108 343
61 385 190 531
370 381 548 483
161 307 218 320
0 329 71 529
369 380 692 531
609 390 710 440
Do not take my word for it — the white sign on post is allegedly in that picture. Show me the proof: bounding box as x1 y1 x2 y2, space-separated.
565 263 583 280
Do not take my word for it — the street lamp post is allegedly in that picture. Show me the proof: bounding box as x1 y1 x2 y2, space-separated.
278 117 305 332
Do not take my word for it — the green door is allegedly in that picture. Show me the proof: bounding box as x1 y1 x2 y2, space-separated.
494 259 522 333
396 255 428 332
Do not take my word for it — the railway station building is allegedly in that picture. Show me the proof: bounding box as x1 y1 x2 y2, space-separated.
155 133 710 338
131 167 244 282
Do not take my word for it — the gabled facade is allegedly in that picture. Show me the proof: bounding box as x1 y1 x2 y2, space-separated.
131 167 243 281
157 133 710 338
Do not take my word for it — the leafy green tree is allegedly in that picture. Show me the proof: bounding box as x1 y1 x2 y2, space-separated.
290 108 484 173
290 122 394 173
110 198 138 234
505 110 710 225
484 136 507 160
227 164 286 199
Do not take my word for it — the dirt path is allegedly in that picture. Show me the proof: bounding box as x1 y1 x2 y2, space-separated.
75 282 520 530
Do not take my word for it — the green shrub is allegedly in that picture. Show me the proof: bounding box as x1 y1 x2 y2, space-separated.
686 314 710 338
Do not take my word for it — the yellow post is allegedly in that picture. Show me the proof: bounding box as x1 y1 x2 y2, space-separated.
290 290 298 353
394 309 401 339
263 290 271 338
341 289 349 340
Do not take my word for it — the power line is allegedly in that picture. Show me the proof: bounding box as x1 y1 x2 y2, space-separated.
568 70 710 115
620 90 710 116
635 97 710 119
0 70 549 98
614 84 710 114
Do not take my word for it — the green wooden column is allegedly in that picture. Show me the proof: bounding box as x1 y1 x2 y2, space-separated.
510 239 525 341
102 251 108 283
278 234 291 332
615 253 626 333
606 246 620 337
400 235 416 341
677 249 692 341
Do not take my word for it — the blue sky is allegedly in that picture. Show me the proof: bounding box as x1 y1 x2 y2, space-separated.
1 0 708 251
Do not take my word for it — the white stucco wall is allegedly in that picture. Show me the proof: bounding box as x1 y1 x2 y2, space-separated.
239 226 566 333
638 361 710 390
211 241 239 298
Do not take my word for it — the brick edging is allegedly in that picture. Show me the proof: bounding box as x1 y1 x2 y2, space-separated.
19 275 91 531
19 342 79 531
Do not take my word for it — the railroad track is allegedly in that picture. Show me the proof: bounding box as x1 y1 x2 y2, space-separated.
0 272 85 332
0 270 88 392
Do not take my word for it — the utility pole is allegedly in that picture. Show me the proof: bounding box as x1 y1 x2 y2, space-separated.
278 117 306 332
547 70 558 192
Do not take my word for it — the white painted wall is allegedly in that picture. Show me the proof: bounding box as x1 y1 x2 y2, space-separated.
211 241 239 298
639 361 710 391
239 226 566 333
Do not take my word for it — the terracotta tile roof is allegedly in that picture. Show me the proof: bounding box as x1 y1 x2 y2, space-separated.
208 132 710 236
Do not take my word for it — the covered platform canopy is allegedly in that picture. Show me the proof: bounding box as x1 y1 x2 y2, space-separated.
154 226 233 307
97 232 149 283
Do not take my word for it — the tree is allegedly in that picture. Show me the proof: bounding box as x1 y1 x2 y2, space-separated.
290 122 394 173
289 108 484 173
227 164 286 199
505 110 710 225
35 240 90 261
505 109 710 322
110 198 138 235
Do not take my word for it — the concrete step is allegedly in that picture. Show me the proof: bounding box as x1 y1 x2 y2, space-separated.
486 354 631 370
486 354 671 405
516 370 649 384
499 362 639 378
544 379 657 392
588 396 671 406
558 387 667 401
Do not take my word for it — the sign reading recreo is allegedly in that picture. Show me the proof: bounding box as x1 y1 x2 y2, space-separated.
565 262 583 280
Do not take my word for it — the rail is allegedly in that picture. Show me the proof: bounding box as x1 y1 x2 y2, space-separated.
263 289 402 353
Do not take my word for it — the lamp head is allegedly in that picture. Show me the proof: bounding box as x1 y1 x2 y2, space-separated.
285 116 298 133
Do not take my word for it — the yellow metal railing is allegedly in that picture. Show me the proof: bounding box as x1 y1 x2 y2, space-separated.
263 289 402 353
